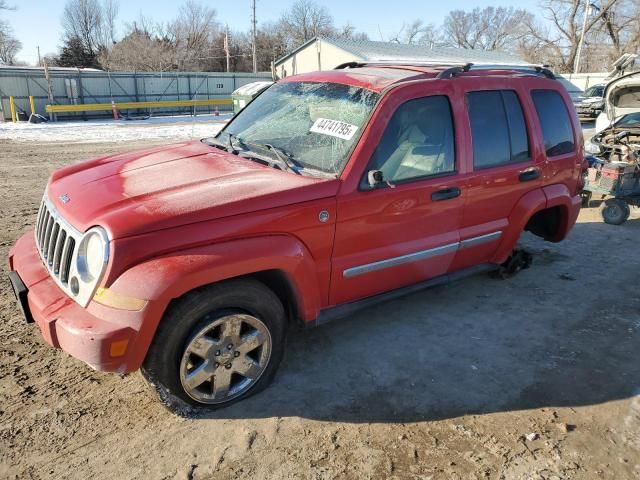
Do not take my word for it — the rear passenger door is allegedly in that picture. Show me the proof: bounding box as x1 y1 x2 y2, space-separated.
452 87 542 270
530 89 579 193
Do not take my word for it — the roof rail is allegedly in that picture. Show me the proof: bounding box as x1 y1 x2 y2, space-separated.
533 66 556 79
465 63 556 79
334 61 365 69
333 60 556 79
436 63 473 79
334 60 468 70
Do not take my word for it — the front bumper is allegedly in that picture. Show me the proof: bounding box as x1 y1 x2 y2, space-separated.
575 105 601 117
8 231 150 373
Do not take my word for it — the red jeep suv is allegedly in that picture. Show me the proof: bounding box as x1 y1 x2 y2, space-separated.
8 62 583 412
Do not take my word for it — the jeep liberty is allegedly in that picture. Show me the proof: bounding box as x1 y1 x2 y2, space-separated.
8 63 584 412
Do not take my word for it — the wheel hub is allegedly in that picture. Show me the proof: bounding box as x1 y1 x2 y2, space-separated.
179 314 272 404
214 341 236 365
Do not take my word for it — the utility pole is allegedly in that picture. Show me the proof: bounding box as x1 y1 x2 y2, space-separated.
37 46 41 67
252 0 257 73
224 26 230 73
574 2 599 74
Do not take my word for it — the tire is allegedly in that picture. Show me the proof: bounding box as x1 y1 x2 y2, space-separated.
141 279 286 415
600 198 631 225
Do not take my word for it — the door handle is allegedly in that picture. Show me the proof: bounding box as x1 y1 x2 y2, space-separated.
431 187 461 201
519 168 540 182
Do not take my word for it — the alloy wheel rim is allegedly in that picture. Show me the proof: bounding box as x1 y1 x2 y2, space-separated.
179 313 272 404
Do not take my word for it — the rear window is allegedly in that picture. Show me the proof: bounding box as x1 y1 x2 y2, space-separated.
531 90 575 157
467 90 530 169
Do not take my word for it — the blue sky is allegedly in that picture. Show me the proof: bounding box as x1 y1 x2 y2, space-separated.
4 0 540 65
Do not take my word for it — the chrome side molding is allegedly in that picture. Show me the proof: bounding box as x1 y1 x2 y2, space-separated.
342 231 502 278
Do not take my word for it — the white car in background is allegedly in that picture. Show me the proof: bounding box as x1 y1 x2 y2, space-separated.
594 71 640 133
573 84 605 119
586 71 640 158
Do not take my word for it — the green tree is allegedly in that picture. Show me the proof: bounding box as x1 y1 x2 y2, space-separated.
57 36 101 68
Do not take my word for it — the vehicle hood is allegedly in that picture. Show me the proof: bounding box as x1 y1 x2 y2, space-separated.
574 96 603 105
604 71 640 120
46 141 340 239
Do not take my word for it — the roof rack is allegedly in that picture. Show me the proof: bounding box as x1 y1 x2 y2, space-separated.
334 60 468 70
334 60 556 80
436 63 473 79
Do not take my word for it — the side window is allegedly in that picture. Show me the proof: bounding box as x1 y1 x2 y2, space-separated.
467 90 530 169
531 89 575 157
369 96 455 183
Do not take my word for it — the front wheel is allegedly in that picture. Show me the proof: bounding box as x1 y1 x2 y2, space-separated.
141 279 286 415
600 198 630 225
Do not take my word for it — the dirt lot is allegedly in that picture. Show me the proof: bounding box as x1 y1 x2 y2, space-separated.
0 138 639 480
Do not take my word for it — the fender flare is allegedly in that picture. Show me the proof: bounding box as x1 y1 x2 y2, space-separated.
491 188 547 264
542 184 582 242
107 235 322 370
109 234 321 317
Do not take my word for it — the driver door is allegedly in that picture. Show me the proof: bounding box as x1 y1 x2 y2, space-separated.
330 90 466 306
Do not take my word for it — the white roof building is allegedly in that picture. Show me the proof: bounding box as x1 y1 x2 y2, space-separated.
274 37 527 78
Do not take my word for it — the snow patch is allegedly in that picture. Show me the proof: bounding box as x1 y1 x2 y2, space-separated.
0 114 230 143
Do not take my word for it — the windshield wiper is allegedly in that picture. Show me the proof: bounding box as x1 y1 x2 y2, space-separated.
263 144 303 175
208 136 306 176
202 136 227 150
202 132 243 154
227 133 243 154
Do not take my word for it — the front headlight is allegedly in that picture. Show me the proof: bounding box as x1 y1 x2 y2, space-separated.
585 140 602 155
77 228 109 282
590 100 604 111
68 226 109 305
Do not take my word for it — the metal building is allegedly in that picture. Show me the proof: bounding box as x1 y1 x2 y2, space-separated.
0 66 272 121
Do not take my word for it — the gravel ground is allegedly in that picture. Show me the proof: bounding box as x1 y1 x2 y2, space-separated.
0 136 638 480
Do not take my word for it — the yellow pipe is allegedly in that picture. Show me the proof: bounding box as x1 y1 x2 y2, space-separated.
29 96 36 115
9 96 17 122
46 98 233 113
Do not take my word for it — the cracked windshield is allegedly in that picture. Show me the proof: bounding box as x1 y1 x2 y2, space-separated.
219 81 380 174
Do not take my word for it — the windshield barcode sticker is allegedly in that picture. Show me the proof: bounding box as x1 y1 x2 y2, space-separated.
310 118 359 140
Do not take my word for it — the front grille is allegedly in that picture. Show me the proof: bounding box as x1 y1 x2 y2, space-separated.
34 197 80 288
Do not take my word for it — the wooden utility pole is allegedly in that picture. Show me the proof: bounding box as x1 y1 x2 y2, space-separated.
43 60 56 121
252 0 257 73
224 26 230 73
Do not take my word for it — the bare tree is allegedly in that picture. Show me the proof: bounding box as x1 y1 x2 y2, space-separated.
169 0 219 70
597 0 640 59
335 22 369 41
0 0 21 65
0 28 21 64
255 23 289 71
101 30 175 71
522 0 623 72
443 6 532 51
388 20 442 46
278 0 334 49
389 20 427 44
62 0 104 55
100 0 118 46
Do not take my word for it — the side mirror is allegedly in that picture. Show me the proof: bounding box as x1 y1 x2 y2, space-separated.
367 169 384 188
